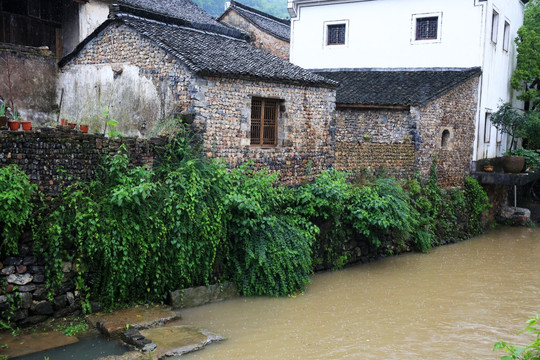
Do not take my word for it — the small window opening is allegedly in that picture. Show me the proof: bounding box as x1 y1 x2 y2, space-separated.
327 24 346 45
251 98 279 146
441 129 451 149
416 17 438 40
484 113 492 143
503 21 510 51
491 10 499 44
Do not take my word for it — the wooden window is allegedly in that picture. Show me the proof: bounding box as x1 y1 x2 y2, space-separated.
484 113 492 143
503 20 510 51
327 24 346 45
491 10 499 44
416 16 438 40
251 98 279 146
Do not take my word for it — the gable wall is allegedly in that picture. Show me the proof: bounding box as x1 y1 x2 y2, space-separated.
220 10 290 60
416 76 480 186
58 24 195 137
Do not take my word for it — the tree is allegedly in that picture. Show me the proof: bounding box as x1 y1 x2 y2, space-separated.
511 0 540 111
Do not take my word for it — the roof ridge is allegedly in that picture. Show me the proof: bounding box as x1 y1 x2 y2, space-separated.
229 0 290 25
110 4 250 41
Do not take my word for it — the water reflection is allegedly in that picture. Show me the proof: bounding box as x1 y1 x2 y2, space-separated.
181 227 540 360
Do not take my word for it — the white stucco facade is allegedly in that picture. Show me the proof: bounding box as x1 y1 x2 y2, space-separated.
288 0 526 161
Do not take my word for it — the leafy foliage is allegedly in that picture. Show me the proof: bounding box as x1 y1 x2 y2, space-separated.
494 314 540 360
0 165 36 256
511 0 540 111
491 103 527 150
507 148 540 170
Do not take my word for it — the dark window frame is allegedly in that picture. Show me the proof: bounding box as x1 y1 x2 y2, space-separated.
415 16 439 41
327 23 346 45
250 98 279 147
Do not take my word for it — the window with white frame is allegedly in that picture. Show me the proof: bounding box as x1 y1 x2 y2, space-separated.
484 113 492 143
411 13 442 43
491 10 499 44
324 20 348 46
503 20 510 51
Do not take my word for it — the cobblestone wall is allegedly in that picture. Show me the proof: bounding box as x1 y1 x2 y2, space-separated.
334 108 416 176
194 77 336 184
0 126 163 197
417 77 479 187
219 10 290 60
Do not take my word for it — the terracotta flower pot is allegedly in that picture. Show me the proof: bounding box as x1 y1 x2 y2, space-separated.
61 118 68 126
483 165 494 172
502 156 525 173
68 122 76 129
8 120 20 131
21 120 32 131
0 115 7 129
79 124 89 133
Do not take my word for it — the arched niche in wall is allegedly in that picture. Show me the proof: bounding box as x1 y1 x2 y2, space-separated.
440 128 453 150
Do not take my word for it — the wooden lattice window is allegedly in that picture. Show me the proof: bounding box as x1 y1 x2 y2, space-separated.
251 98 279 146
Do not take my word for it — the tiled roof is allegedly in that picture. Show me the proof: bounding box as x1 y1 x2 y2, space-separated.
60 5 335 88
218 1 290 42
314 68 482 106
116 0 228 30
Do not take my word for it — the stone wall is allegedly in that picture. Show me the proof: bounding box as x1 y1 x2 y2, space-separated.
333 76 480 186
0 44 58 126
194 77 335 184
59 24 189 137
416 77 479 187
0 127 163 197
219 10 290 60
334 108 416 177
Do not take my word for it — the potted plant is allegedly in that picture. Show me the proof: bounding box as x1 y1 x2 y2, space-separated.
490 104 527 173
79 124 89 133
483 159 494 172
0 102 7 129
7 106 20 131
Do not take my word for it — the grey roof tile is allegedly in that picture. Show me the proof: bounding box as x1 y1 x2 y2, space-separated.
219 1 290 42
60 5 335 87
314 68 482 106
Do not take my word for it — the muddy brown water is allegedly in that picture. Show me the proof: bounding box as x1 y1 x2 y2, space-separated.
180 226 540 360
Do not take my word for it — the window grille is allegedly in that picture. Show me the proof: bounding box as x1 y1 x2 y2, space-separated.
327 24 346 45
251 98 278 146
416 17 438 40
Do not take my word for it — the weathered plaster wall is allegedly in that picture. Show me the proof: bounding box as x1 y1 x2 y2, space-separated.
220 10 290 60
59 24 188 137
193 77 336 183
416 76 479 186
0 46 58 125
334 108 416 177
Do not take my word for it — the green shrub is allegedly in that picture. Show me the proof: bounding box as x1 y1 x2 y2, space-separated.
507 148 540 170
0 165 36 256
463 176 490 235
494 314 540 360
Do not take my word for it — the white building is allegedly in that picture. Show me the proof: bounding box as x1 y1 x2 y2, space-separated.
288 0 527 162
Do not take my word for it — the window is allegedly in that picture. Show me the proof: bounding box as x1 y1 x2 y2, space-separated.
484 113 492 143
327 23 346 45
503 20 510 51
416 17 438 40
251 98 279 146
491 10 499 44
441 130 451 149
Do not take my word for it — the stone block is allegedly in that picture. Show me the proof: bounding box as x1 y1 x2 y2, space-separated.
7 273 33 285
31 300 54 315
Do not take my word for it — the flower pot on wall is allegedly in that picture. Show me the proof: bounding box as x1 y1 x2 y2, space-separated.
502 156 525 173
68 122 76 129
8 120 19 131
21 120 32 131
61 118 68 126
79 124 89 133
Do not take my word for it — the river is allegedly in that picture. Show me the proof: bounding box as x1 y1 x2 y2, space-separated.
180 226 540 360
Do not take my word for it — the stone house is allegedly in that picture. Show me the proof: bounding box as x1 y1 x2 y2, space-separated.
317 68 482 186
58 4 337 183
218 1 291 60
288 0 526 166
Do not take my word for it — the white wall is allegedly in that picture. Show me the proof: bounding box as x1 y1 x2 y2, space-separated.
290 0 485 69
79 0 110 41
475 0 524 160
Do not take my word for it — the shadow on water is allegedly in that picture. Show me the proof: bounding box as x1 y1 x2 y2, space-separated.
11 336 129 360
